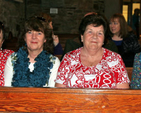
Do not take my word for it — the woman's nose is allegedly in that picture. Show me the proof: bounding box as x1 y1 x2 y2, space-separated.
92 33 97 39
32 32 37 39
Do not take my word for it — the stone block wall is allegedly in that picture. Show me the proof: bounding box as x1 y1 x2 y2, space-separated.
0 0 121 37
0 0 24 38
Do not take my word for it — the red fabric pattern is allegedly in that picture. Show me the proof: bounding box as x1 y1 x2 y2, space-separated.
0 49 14 86
56 47 130 88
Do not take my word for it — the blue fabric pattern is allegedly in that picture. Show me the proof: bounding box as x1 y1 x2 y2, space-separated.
11 47 55 87
130 52 141 89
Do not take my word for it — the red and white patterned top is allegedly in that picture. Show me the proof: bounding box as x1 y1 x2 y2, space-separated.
0 49 14 86
56 47 130 88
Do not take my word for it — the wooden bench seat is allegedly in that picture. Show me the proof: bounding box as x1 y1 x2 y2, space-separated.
0 87 141 112
0 67 135 112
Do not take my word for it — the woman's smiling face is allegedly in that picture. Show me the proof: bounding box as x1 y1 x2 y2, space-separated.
25 30 46 53
81 24 104 51
109 18 121 35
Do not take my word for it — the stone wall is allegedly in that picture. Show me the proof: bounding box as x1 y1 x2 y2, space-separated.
26 0 121 34
0 0 24 38
0 0 121 37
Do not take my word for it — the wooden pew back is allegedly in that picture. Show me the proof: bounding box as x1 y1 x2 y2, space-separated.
126 67 133 81
0 87 141 112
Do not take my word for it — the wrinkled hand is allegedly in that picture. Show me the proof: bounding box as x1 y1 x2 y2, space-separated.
52 34 59 46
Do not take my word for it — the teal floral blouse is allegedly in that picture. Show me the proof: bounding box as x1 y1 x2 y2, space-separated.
130 52 141 89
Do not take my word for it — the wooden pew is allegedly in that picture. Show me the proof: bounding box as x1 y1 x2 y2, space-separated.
0 87 141 112
126 67 133 81
58 34 79 50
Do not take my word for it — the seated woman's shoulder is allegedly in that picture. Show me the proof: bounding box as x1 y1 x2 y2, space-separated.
104 48 121 57
66 47 81 55
62 47 81 60
2 49 14 57
49 53 58 59
2 49 14 54
49 54 60 63
135 52 141 57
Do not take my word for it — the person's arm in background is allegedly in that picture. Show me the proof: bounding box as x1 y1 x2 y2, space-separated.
130 53 141 89
54 43 63 55
53 34 63 55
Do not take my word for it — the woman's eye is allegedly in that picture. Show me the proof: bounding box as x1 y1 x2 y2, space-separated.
37 31 42 35
27 31 32 34
98 32 103 36
88 30 92 34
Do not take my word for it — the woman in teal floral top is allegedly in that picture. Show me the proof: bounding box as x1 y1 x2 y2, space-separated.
130 53 141 89
4 16 60 87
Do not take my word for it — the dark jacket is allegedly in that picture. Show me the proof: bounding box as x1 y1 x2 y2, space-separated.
110 32 141 67
54 43 63 55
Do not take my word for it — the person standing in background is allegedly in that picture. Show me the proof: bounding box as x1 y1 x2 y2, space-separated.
132 8 140 39
109 13 141 67
36 12 63 56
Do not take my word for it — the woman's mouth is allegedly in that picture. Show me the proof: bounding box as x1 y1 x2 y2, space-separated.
31 42 37 44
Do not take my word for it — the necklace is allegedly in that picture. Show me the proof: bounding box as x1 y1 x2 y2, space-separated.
11 47 54 87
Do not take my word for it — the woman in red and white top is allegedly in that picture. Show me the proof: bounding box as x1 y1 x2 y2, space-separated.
55 12 130 89
0 21 14 86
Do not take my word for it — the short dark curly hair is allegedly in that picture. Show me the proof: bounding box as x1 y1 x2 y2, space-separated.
18 16 54 54
79 13 107 36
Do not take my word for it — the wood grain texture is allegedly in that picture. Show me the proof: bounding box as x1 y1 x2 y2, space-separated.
126 67 133 81
0 87 141 112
